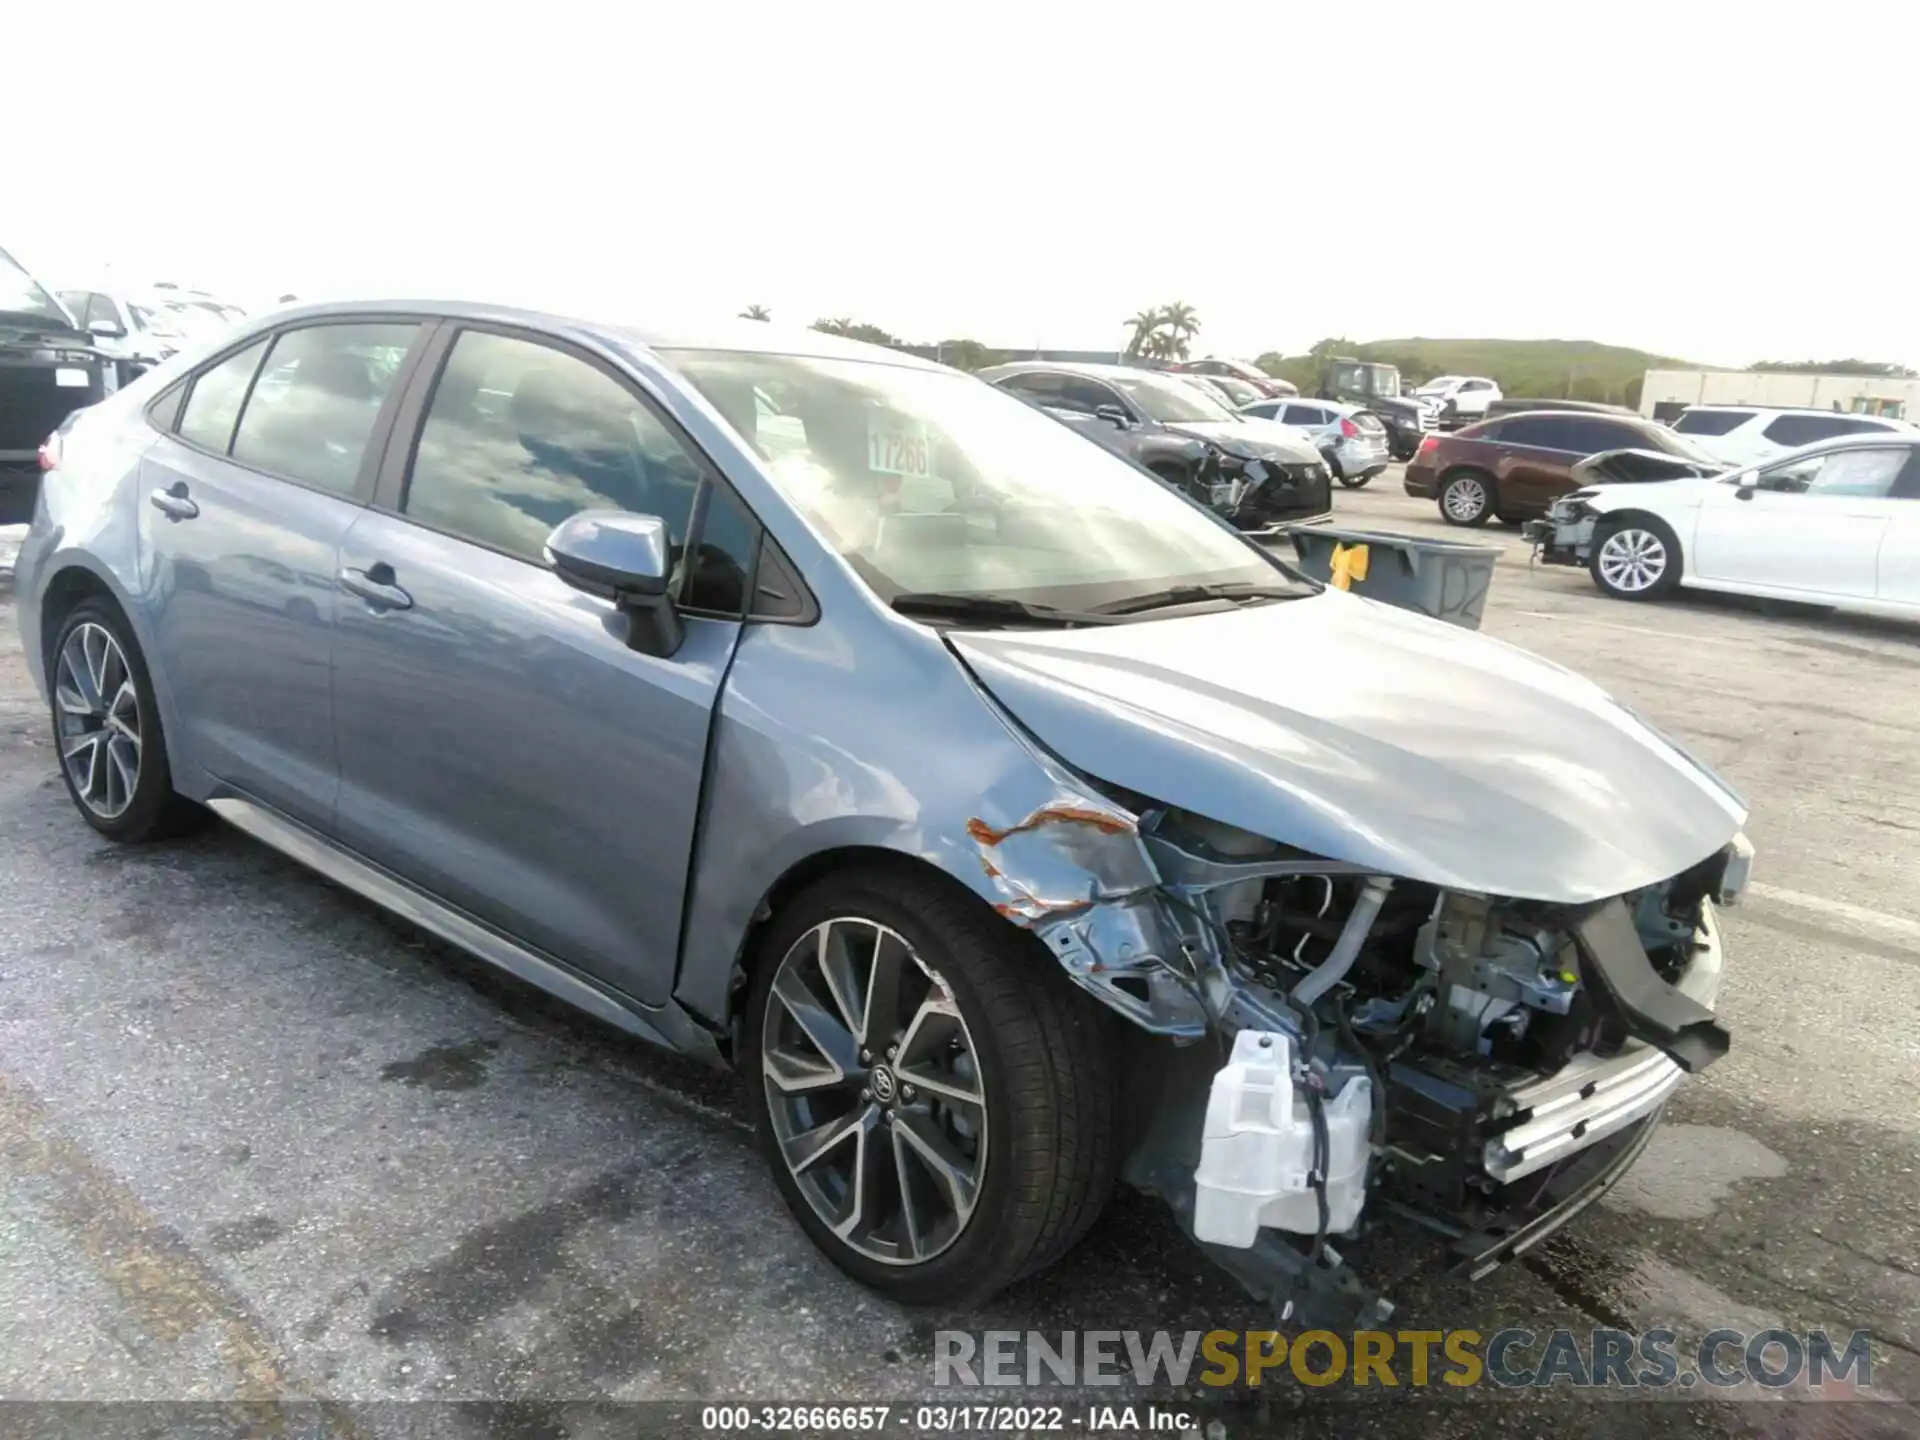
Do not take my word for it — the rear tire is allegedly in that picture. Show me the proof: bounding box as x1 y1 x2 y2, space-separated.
1438 470 1495 527
1589 516 1682 601
744 866 1121 1306
47 599 202 843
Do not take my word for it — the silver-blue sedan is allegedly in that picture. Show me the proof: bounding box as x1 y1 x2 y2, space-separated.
1240 394 1394 488
14 301 1752 1326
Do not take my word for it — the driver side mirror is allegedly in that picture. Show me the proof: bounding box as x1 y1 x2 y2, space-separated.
88 318 126 339
1094 403 1132 430
1734 471 1758 500
546 510 683 657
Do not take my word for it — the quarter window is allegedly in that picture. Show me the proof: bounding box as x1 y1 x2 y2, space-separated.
177 338 269 453
404 329 755 605
230 323 419 495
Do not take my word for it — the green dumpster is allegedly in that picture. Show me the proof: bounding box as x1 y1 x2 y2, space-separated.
1283 525 1501 630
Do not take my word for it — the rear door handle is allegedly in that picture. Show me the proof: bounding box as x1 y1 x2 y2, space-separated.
338 564 413 611
149 482 199 520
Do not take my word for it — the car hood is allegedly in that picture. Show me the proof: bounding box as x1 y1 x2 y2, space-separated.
950 592 1746 903
1164 419 1320 464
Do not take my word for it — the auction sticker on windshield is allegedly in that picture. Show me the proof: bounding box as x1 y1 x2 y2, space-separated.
867 422 932 479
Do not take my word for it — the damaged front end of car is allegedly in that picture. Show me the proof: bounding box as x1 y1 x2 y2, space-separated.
972 796 1755 1329
1196 447 1334 534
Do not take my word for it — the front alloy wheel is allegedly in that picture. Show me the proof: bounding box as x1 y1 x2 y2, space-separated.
1592 520 1679 600
55 621 144 819
762 917 986 1265
748 869 1120 1305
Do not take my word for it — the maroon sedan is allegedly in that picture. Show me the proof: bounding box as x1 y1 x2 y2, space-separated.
1404 410 1714 526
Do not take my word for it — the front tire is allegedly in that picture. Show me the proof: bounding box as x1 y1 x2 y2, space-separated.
1590 516 1681 601
745 867 1120 1305
48 599 201 842
1438 470 1495 527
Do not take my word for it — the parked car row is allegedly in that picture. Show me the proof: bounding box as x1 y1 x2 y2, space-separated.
57 283 248 381
978 361 1333 531
1403 410 1713 526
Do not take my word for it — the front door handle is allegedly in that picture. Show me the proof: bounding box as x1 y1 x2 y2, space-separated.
149 482 199 520
338 564 413 611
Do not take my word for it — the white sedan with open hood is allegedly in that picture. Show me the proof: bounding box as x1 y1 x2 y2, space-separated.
1529 434 1920 616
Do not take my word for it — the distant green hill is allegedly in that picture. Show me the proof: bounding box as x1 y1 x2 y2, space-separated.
1256 338 1696 409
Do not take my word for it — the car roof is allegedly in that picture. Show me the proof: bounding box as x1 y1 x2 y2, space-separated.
1681 403 1901 418
1476 409 1652 425
248 298 949 372
981 359 1160 380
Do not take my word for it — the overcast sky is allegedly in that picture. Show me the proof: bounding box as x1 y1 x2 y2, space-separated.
9 1 1916 368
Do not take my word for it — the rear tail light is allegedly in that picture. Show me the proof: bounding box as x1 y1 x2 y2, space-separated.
1416 436 1439 456
37 432 62 471
1339 417 1360 439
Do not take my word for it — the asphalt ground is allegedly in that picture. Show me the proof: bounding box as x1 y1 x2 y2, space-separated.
0 481 1916 1439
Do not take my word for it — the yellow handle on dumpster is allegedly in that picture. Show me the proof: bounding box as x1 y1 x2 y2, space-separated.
1328 542 1370 591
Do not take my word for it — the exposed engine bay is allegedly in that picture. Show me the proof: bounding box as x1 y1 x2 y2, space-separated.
981 798 1753 1328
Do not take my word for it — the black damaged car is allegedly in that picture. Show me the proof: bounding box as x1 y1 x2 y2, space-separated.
1 246 112 524
980 361 1332 532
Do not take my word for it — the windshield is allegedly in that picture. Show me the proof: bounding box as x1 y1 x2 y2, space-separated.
0 249 75 327
131 299 245 340
667 351 1302 608
1366 365 1401 399
1415 376 1460 393
1106 370 1235 424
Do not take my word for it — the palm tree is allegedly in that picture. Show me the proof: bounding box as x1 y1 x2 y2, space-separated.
1161 301 1201 355
739 304 771 321
1123 308 1162 359
1142 329 1178 362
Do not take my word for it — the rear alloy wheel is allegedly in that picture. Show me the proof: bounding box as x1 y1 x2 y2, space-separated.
747 868 1119 1305
1439 471 1494 526
1590 518 1681 601
48 600 201 842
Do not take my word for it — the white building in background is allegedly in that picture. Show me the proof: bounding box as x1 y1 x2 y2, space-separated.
1641 368 1919 422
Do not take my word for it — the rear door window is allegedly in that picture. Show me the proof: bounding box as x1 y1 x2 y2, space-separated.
177 338 270 453
1567 419 1650 454
1499 416 1576 450
1762 413 1886 447
1282 405 1327 426
230 323 420 496
1673 409 1753 437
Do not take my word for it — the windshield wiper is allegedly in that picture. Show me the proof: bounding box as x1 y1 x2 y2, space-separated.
1092 581 1306 616
890 592 1126 626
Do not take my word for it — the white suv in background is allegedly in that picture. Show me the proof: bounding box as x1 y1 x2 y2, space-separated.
1669 405 1914 468
1412 375 1502 427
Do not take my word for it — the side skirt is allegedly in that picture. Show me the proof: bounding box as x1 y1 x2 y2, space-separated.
207 794 724 1066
